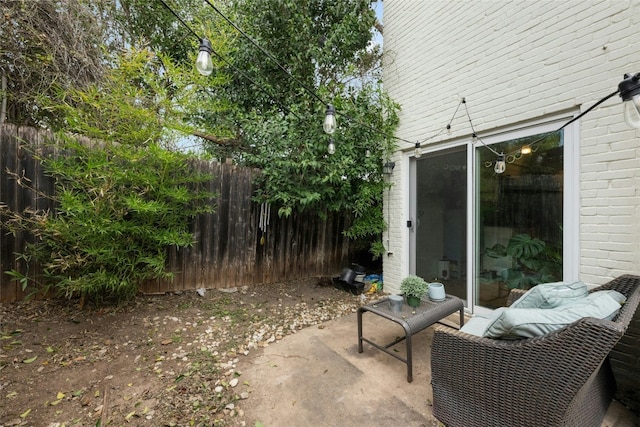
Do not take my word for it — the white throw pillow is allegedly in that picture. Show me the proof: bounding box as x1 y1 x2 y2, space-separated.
483 290 626 339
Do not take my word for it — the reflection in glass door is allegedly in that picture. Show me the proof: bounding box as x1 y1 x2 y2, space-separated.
413 148 467 303
475 131 564 309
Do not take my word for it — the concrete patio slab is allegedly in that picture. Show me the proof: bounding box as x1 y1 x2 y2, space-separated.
241 311 638 427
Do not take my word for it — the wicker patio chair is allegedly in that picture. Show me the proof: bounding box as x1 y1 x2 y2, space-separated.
431 274 640 427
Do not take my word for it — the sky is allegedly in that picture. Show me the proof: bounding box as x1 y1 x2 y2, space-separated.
373 0 383 45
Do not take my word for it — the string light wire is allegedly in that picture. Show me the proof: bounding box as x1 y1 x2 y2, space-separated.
160 0 623 165
203 0 327 106
157 0 301 120
467 89 621 171
159 0 458 149
200 0 422 147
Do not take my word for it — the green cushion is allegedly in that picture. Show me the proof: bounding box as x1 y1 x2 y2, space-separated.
510 281 588 309
484 290 627 339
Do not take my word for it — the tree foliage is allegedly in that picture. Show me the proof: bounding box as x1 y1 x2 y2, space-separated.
216 0 398 257
0 0 108 126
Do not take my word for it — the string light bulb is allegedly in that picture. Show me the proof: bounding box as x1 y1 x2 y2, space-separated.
323 104 337 134
472 132 478 143
365 149 371 158
414 142 422 158
618 72 640 129
494 153 506 174
520 145 532 155
328 138 336 155
196 38 214 76
446 124 452 135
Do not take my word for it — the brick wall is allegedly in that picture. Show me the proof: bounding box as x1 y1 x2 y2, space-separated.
384 0 640 409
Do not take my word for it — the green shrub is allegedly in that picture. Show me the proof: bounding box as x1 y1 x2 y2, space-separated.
7 137 215 303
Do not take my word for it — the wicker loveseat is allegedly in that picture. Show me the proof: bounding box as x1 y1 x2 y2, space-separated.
431 274 640 427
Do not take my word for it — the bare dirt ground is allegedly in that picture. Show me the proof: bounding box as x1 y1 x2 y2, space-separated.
0 277 370 426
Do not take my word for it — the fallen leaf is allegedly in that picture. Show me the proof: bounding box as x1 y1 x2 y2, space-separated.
6 391 18 398
161 339 172 345
46 346 54 353
50 399 62 406
20 408 31 418
57 391 66 399
22 356 38 364
125 410 136 420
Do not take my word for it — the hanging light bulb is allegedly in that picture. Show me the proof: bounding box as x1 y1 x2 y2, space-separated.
618 73 640 129
414 142 422 158
520 145 532 155
196 38 214 76
365 149 371 158
472 132 478 143
328 138 336 155
494 153 506 174
323 104 337 134
446 124 452 135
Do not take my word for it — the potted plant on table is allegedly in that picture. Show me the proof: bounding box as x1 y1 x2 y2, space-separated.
400 275 429 307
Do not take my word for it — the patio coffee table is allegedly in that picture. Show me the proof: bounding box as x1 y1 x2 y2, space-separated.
357 295 464 382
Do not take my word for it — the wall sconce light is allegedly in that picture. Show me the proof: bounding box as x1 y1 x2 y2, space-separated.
195 38 214 76
323 104 337 134
619 73 640 129
383 161 396 175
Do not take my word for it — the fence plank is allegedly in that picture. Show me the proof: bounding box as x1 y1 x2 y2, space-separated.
0 124 19 302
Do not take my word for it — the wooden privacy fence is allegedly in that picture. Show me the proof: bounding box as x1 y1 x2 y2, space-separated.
0 124 354 302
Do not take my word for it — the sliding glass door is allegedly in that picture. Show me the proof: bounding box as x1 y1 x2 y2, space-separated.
410 119 576 312
411 147 468 303
475 131 564 308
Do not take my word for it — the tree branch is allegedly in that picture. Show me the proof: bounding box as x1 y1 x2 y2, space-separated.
191 131 238 146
